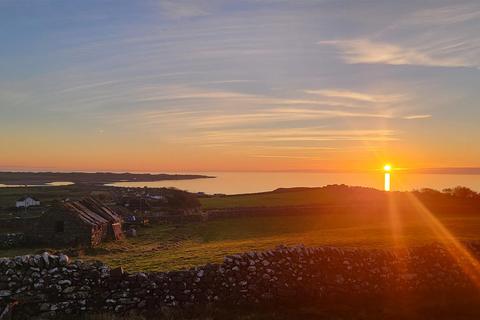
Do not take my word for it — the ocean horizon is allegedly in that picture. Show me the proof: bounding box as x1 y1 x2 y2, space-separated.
107 171 480 195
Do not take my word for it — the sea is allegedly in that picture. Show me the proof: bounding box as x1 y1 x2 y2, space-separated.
106 172 480 195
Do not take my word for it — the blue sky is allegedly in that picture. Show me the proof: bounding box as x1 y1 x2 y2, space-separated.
1 0 479 172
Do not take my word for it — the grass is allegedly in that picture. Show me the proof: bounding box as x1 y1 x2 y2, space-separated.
2 209 475 272
2 207 480 272
3 188 480 319
199 186 396 209
199 188 343 209
2 186 480 273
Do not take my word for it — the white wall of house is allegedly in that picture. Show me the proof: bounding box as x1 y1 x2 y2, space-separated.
16 197 40 208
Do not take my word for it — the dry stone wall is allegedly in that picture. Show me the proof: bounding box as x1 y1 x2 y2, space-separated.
1 243 480 319
0 234 25 249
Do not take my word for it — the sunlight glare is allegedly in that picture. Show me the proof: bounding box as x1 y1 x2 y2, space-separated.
384 164 392 191
406 193 480 288
384 173 391 191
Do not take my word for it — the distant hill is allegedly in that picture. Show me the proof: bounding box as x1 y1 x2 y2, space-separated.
0 171 213 186
200 184 480 213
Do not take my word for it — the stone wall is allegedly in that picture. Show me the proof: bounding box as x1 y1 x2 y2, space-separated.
1 243 480 319
0 234 25 249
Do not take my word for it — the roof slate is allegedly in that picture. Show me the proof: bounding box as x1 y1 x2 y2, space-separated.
54 197 121 227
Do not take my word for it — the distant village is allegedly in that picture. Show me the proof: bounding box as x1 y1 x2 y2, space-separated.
0 187 203 249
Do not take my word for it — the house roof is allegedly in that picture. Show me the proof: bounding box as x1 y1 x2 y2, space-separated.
49 197 122 227
79 197 122 223
17 196 40 202
62 201 109 227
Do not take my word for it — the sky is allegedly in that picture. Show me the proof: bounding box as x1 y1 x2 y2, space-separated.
1 0 479 173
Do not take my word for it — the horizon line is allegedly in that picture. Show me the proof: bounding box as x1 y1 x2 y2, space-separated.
1 167 480 175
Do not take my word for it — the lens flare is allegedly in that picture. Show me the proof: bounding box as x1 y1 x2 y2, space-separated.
406 193 480 288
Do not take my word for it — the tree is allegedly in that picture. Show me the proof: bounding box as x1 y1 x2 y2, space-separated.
450 186 478 199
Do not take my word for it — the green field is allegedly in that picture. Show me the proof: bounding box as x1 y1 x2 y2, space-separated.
3 209 478 272
2 186 480 272
199 188 345 209
89 205 480 271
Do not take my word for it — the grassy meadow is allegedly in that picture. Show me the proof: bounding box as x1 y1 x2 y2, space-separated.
199 188 345 209
1 186 480 272
81 209 480 272
4 210 477 272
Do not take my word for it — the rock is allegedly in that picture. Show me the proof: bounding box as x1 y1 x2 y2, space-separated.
41 252 50 267
0 243 476 317
59 254 70 266
137 272 148 280
0 290 12 297
58 280 72 286
63 286 76 294
48 267 59 274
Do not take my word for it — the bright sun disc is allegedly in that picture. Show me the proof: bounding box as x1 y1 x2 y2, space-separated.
384 164 392 172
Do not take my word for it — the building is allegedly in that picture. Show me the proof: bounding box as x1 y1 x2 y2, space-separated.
31 197 123 247
16 196 40 208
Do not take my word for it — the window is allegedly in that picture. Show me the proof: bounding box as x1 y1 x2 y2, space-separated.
55 221 64 233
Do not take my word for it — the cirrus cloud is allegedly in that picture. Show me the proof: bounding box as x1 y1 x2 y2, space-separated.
318 39 474 68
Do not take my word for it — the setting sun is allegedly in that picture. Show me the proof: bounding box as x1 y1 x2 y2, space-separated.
384 164 392 172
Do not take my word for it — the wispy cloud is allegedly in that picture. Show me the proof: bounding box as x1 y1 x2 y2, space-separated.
137 90 255 102
135 86 352 107
3 0 476 171
159 0 211 19
196 128 399 144
407 3 480 26
125 106 394 130
319 39 473 68
267 108 393 119
403 114 432 120
250 154 325 160
304 89 404 103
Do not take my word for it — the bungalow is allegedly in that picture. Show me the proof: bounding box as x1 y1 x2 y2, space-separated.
16 196 40 208
30 197 123 247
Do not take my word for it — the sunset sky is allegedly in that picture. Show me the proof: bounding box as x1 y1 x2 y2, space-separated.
1 0 479 172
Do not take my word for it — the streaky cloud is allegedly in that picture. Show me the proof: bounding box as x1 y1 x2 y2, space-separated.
319 39 474 68
304 89 405 103
403 114 432 120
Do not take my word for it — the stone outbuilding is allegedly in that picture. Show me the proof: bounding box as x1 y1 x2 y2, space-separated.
30 197 123 247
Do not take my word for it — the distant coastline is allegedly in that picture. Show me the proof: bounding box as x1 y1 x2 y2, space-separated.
0 171 214 186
